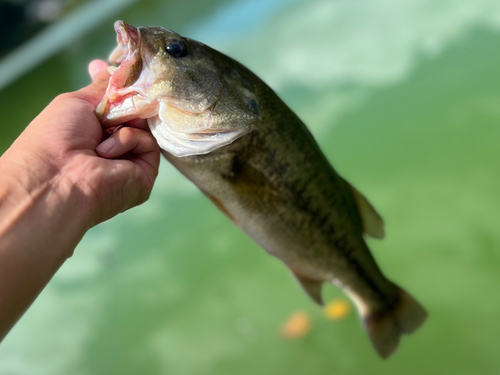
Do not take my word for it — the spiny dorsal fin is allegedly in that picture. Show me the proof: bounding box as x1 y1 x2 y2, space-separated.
289 267 324 306
346 181 385 239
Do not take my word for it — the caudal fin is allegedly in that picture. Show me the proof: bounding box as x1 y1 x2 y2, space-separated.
362 287 427 359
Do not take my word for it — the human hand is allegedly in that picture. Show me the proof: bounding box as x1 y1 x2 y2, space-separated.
0 61 160 339
0 59 160 227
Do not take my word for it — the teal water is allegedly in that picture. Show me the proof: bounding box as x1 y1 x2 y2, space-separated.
2 0 500 374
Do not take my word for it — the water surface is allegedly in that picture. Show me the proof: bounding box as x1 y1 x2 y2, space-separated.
2 0 500 374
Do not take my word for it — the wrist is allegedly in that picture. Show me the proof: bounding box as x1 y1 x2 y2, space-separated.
0 153 93 259
0 152 93 340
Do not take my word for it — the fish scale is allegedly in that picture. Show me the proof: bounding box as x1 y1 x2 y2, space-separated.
97 20 427 358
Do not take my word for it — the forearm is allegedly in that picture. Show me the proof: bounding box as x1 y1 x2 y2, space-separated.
0 157 92 341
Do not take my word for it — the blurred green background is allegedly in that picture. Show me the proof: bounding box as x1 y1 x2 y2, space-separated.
2 0 500 374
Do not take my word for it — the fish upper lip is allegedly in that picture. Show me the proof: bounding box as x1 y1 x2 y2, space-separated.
115 20 130 45
110 20 140 65
96 21 143 123
106 20 143 92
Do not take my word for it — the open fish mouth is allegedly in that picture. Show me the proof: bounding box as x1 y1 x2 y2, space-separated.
96 21 259 154
106 20 142 89
96 20 145 124
109 20 140 67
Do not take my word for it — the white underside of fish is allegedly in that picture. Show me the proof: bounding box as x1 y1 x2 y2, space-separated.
148 113 251 157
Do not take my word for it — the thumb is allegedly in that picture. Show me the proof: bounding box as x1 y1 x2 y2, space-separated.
88 59 109 80
74 59 111 107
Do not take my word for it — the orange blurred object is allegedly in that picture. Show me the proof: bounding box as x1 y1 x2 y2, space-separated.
324 299 351 320
281 312 311 339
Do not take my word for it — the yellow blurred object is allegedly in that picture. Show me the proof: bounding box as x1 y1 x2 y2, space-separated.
324 299 351 320
281 312 311 339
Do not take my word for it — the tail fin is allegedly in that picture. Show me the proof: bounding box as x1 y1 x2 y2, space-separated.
362 287 427 359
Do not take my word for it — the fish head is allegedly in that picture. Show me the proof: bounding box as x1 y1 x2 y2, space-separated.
97 21 261 157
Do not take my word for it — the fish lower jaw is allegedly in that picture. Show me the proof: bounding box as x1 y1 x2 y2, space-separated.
96 91 157 127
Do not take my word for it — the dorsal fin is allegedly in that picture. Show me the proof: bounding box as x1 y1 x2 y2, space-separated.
346 181 385 239
289 267 324 306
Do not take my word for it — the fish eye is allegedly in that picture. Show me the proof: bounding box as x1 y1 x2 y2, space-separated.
165 39 188 58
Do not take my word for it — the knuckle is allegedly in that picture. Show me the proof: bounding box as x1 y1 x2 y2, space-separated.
52 92 94 112
52 92 73 103
118 127 156 148
140 189 153 204
92 69 111 83
141 174 156 197
117 126 137 143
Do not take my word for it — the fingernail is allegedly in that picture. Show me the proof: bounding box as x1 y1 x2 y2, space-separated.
96 137 116 153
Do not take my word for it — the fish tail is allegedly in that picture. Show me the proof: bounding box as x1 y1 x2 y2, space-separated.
353 286 427 359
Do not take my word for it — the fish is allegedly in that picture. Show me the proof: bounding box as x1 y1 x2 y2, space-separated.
96 20 427 358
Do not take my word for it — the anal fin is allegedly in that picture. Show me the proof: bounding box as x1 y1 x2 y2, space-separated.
289 267 324 306
346 181 385 239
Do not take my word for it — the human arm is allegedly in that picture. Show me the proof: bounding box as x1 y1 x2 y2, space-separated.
0 60 160 340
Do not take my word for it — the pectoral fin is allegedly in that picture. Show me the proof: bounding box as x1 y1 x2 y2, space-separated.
289 268 324 306
346 182 385 239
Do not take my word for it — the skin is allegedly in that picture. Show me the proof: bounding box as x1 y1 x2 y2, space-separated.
163 81 396 310
99 23 427 357
98 23 260 157
0 60 160 341
99 24 396 309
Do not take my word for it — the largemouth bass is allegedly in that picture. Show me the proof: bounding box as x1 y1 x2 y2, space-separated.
96 21 427 358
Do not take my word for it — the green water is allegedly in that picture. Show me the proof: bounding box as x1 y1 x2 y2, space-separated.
2 0 500 374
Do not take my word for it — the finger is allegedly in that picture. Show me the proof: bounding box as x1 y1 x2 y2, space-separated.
88 59 109 80
96 127 160 171
73 60 111 107
126 118 149 130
